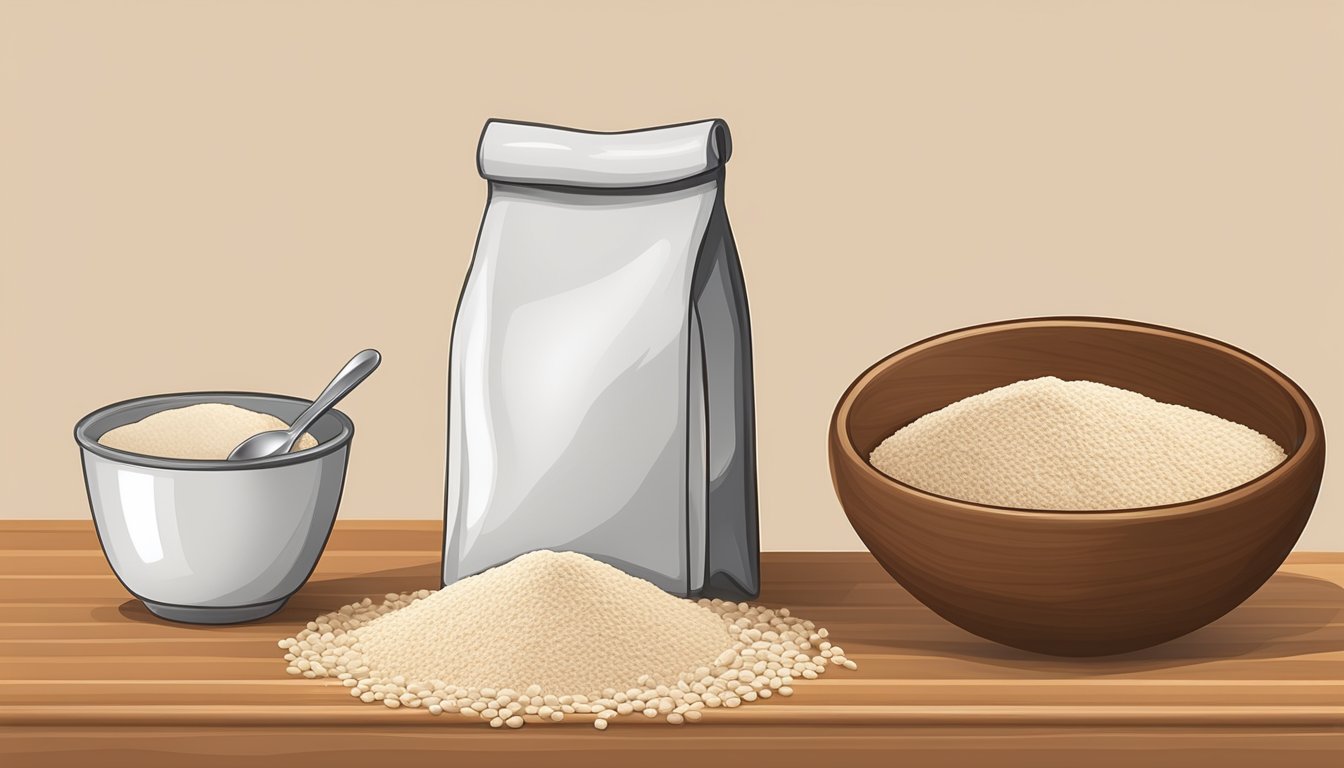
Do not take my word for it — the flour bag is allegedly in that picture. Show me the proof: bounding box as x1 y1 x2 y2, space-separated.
443 119 758 600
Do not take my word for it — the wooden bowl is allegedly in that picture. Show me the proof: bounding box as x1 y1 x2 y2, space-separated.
829 317 1325 656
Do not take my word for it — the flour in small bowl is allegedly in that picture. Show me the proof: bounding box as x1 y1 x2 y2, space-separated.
98 403 317 460
869 376 1286 510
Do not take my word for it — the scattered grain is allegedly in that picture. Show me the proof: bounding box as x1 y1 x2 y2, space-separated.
280 550 855 730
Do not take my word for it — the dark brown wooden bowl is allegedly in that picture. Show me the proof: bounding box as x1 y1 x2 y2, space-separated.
829 317 1325 656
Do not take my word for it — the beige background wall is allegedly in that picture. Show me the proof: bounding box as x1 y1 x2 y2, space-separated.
2 0 1340 549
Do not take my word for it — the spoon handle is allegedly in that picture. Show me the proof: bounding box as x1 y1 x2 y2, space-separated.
288 349 382 437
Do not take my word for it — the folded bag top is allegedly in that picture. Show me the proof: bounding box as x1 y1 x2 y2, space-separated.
478 119 731 188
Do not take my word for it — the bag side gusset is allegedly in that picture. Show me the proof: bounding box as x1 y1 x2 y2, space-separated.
690 197 759 600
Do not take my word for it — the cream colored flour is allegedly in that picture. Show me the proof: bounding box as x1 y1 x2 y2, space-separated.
869 376 1286 510
358 550 733 694
98 403 318 460
280 550 857 729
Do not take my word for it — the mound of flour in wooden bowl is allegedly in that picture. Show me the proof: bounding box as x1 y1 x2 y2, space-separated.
279 550 856 729
869 376 1286 510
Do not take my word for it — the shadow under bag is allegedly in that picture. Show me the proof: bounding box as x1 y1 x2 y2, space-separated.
443 119 758 600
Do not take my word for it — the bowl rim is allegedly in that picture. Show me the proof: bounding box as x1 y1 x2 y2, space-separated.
832 315 1324 519
74 391 355 471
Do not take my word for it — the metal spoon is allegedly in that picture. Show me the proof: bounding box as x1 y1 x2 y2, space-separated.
228 349 381 460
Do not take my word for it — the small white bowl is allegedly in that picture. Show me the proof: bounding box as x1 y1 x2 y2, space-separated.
74 392 354 624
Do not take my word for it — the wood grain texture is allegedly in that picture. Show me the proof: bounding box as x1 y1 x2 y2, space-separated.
1 520 1341 767
831 317 1327 656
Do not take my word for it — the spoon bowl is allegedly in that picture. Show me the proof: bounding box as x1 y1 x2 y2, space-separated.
228 429 305 461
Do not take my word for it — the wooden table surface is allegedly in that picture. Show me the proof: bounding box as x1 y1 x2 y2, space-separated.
1 520 1341 767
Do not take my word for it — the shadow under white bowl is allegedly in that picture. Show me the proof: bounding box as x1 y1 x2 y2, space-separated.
74 392 354 624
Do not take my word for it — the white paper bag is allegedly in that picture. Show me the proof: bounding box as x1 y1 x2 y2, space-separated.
443 119 758 599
